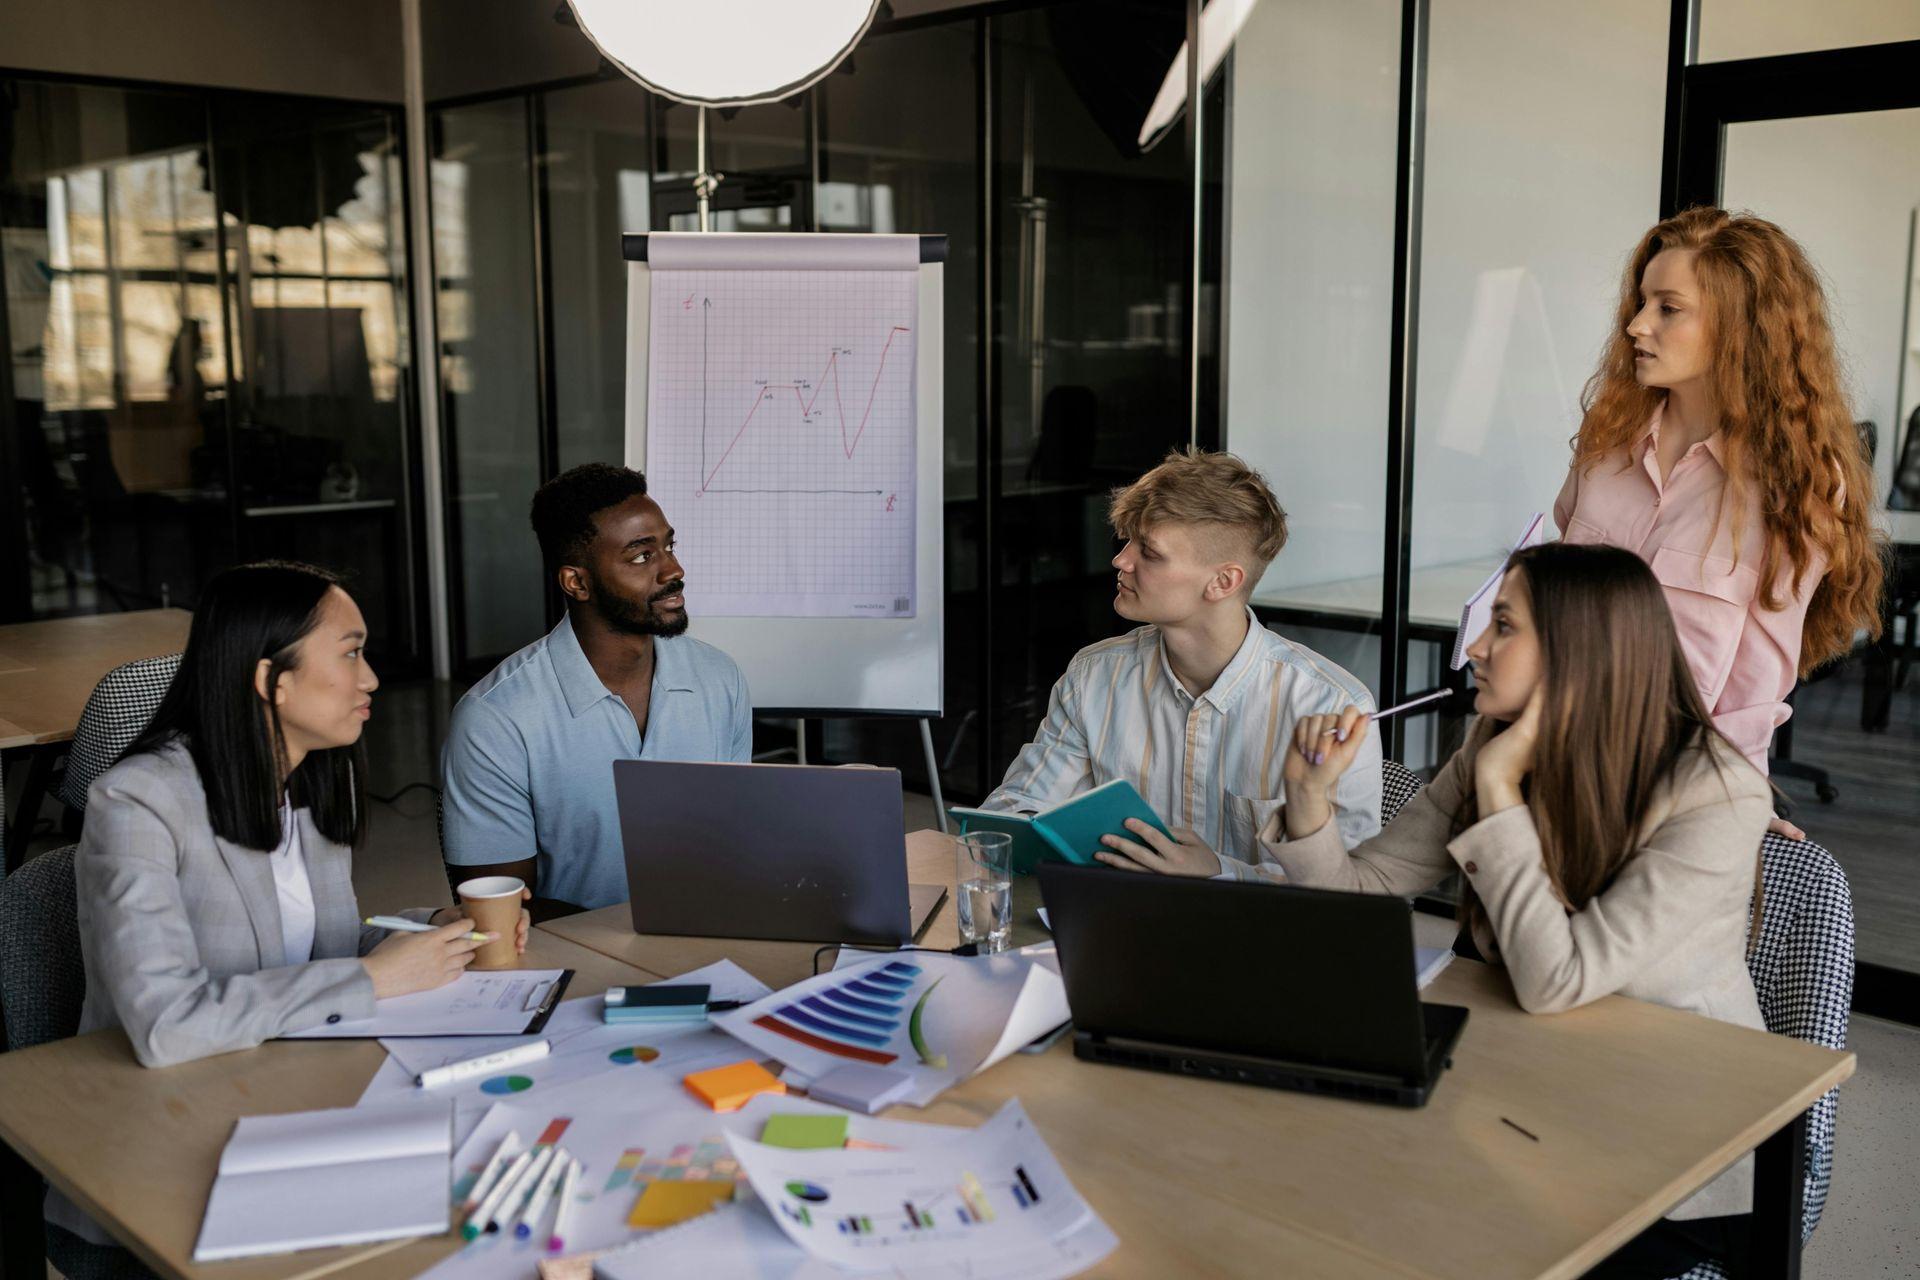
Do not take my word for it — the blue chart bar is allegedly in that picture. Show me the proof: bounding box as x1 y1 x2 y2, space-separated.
837 1216 873 1235
804 995 897 1031
777 1004 893 1048
816 988 900 1017
845 978 909 1001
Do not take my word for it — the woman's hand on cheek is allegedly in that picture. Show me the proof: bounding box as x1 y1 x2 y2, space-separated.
1474 684 1542 812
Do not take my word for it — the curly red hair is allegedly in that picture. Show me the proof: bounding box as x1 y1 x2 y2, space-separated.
1575 207 1884 675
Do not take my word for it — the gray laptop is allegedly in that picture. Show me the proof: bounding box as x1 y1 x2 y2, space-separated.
613 760 947 945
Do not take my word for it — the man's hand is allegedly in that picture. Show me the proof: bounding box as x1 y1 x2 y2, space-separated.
1094 820 1223 878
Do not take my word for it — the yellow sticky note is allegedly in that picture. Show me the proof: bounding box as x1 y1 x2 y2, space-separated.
626 1179 736 1228
683 1060 786 1113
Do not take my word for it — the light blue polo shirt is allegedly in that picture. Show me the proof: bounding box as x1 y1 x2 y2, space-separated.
440 613 752 910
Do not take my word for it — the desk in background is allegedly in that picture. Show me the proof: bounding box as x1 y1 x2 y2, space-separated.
0 608 194 862
1251 557 1498 640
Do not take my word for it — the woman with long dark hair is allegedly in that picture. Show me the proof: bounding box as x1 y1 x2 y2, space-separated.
66 562 525 1068
1265 542 1770 1277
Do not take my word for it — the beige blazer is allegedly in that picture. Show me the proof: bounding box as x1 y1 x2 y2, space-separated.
1257 718 1772 1220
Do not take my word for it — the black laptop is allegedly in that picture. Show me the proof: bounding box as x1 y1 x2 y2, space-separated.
614 760 947 945
1038 863 1468 1107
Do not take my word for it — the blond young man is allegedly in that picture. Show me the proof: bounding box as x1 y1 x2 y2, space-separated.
982 448 1382 879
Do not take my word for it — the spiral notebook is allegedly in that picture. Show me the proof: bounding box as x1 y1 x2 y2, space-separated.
1450 512 1547 670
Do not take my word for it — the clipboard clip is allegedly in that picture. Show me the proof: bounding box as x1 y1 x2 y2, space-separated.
517 970 575 1033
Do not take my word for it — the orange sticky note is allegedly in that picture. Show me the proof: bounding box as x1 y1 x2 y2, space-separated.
626 1179 736 1228
683 1060 786 1112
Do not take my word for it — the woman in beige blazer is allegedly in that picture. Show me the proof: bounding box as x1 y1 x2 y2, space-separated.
49 562 528 1260
1270 542 1769 1279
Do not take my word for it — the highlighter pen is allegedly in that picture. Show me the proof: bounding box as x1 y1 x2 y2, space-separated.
489 1144 556 1235
417 1039 550 1089
546 1154 582 1254
513 1149 571 1240
459 1130 524 1215
365 915 496 944
462 1147 533 1241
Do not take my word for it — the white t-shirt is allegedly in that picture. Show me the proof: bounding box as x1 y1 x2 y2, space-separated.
270 800 317 967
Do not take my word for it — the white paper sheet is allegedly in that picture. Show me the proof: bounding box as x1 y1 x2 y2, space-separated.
194 1100 451 1261
376 960 772 1078
727 1099 1115 1275
283 969 570 1039
1416 946 1454 990
645 264 918 619
596 1197 1119 1280
419 1074 967 1280
712 951 1069 1108
358 962 777 1135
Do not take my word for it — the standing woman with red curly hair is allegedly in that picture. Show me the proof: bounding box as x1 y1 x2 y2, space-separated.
1554 207 1884 830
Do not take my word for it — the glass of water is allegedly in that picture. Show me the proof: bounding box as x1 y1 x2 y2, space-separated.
955 831 1015 954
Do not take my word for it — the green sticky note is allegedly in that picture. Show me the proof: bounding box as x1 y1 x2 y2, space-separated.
760 1113 850 1150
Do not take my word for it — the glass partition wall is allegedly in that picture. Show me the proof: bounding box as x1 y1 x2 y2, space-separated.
0 78 426 669
413 2 1918 1012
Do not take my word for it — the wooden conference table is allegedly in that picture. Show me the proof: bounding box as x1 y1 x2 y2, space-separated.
0 832 1853 1280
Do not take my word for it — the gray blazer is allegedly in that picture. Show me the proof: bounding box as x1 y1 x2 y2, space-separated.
72 742 398 1068
51 743 432 1246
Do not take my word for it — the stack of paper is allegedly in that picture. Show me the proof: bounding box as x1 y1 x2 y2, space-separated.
599 1100 1116 1279
194 1100 451 1261
711 950 1069 1107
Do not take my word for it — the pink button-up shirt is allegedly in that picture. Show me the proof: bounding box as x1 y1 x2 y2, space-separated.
1554 403 1822 775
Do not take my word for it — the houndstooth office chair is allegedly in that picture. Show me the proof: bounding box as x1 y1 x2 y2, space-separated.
1670 831 1854 1280
1380 763 1853 1275
57 652 182 817
0 845 158 1280
1381 759 1425 826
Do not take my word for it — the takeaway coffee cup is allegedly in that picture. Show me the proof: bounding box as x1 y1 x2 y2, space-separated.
456 875 526 970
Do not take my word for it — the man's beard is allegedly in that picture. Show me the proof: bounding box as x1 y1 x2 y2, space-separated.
589 575 689 638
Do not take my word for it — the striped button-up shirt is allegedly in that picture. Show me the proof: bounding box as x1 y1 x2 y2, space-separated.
983 609 1383 874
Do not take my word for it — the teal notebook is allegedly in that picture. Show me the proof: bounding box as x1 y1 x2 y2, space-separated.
949 780 1171 873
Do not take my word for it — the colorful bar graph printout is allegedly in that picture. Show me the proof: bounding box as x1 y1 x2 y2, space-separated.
633 1137 739 1184
751 961 922 1065
604 1148 646 1193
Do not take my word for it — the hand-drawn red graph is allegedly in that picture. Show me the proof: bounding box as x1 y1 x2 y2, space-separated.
699 324 912 496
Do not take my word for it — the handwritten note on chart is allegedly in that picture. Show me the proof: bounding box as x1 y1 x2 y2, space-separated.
645 235 918 620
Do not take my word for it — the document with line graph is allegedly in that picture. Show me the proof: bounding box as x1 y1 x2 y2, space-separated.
645 260 918 619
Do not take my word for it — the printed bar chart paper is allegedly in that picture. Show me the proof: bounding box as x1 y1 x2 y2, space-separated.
726 1099 1116 1274
646 257 918 619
